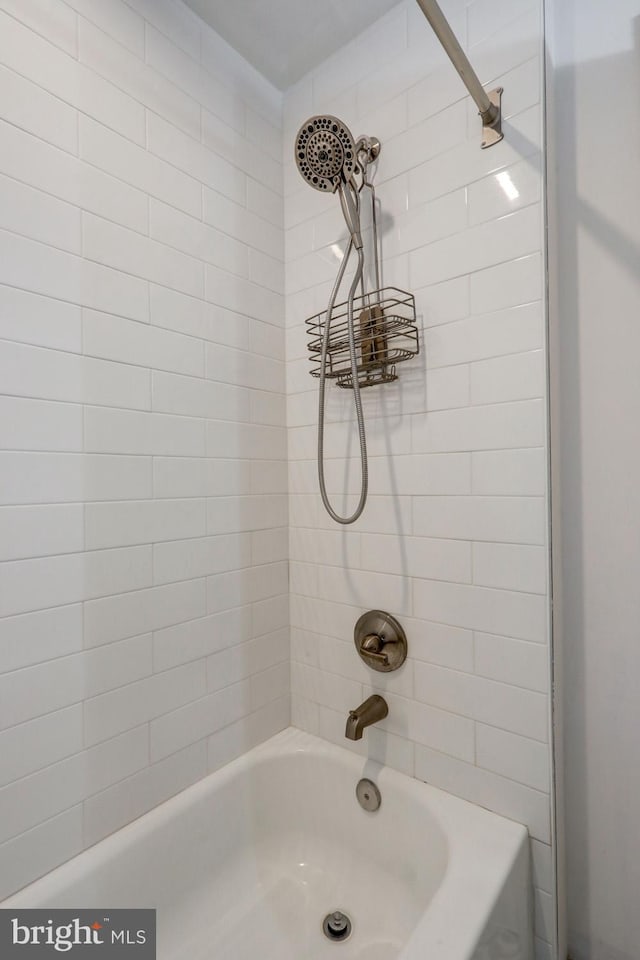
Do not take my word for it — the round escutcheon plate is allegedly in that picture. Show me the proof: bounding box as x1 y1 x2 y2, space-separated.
353 610 407 673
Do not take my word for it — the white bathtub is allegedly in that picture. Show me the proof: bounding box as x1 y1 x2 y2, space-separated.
2 728 532 959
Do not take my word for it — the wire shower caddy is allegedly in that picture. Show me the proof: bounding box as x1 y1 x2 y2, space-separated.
306 286 419 389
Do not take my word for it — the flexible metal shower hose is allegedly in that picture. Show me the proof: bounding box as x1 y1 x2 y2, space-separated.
317 182 368 525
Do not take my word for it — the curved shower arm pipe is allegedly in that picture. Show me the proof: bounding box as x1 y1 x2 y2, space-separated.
414 0 504 148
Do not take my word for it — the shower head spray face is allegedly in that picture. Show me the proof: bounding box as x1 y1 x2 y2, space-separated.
295 115 358 192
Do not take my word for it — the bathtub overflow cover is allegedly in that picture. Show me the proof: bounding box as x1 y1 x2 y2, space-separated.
356 777 381 812
323 911 352 942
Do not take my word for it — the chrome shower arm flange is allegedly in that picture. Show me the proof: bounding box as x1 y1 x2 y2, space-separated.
481 87 503 149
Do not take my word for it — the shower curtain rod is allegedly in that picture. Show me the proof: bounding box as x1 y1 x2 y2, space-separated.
414 0 503 148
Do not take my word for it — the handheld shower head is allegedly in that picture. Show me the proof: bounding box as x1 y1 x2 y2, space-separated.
294 115 358 193
295 114 382 524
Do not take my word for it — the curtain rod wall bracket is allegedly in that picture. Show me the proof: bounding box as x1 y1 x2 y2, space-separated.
414 0 505 149
480 87 503 149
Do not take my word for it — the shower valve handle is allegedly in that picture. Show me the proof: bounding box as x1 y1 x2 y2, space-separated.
360 633 391 665
354 611 408 673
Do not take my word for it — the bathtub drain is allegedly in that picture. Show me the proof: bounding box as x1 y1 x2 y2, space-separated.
322 911 352 942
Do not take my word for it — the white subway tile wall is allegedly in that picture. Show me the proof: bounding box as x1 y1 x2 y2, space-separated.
283 0 553 954
0 0 288 900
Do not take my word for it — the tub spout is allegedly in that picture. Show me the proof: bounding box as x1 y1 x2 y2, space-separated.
345 694 388 741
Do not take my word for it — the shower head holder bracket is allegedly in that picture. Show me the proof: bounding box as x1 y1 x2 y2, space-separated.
355 135 381 166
